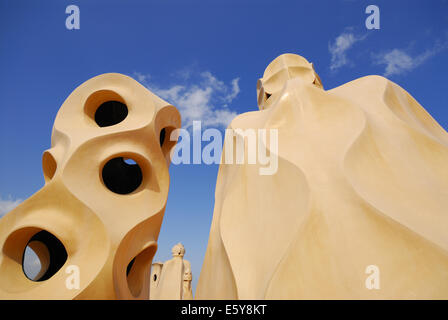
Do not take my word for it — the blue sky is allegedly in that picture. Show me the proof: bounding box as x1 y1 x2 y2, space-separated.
0 0 447 293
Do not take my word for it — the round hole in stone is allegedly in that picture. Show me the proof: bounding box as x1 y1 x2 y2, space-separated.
94 101 128 127
22 231 67 282
102 157 143 195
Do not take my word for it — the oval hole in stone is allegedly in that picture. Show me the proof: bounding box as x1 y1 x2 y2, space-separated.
42 151 57 181
126 245 157 298
22 231 67 282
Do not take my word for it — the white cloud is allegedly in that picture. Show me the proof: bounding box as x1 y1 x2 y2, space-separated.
226 78 240 103
0 195 22 218
375 41 448 76
133 71 150 84
134 70 239 129
329 31 366 71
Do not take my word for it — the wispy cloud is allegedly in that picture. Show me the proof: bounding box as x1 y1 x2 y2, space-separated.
374 40 448 77
133 70 240 129
329 31 366 71
134 72 150 84
0 195 22 218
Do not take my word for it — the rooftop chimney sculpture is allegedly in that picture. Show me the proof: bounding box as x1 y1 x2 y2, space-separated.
196 53 448 299
0 73 181 299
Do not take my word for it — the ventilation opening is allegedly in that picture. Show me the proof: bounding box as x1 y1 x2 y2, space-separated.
265 93 272 100
102 157 143 195
94 101 128 127
42 151 57 181
22 231 67 282
126 245 157 297
159 128 166 147
159 126 178 162
153 274 157 282
126 258 135 276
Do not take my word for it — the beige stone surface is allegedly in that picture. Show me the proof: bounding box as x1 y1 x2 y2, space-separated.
150 243 193 300
0 73 180 299
149 262 163 300
196 54 448 299
182 261 193 300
